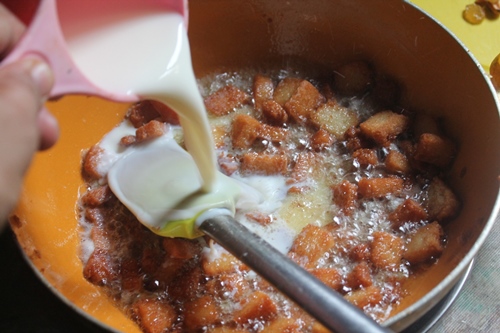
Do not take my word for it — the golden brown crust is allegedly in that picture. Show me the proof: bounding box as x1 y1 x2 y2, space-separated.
184 295 221 330
283 80 325 123
352 148 378 167
82 145 104 180
370 231 404 269
385 150 411 174
253 74 275 113
344 285 383 309
231 114 261 149
310 100 359 139
233 291 278 324
414 133 456 168
332 180 358 216
205 85 251 116
240 152 289 176
289 225 335 269
388 199 428 229
357 177 404 199
132 298 176 333
310 128 335 151
404 222 444 265
359 110 409 147
135 120 166 143
346 261 373 289
425 177 460 222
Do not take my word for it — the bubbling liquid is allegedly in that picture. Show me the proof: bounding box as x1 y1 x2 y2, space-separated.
66 11 240 229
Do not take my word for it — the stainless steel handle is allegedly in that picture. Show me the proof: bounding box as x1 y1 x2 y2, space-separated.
200 215 393 333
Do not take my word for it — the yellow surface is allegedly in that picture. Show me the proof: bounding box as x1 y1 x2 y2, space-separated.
11 96 141 333
412 0 500 72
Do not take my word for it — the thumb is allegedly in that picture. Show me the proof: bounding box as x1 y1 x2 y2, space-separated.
0 57 54 224
0 56 53 109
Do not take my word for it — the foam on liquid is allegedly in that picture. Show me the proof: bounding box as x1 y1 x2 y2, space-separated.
67 10 291 245
67 11 216 191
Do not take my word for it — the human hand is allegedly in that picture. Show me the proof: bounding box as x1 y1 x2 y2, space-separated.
0 4 59 227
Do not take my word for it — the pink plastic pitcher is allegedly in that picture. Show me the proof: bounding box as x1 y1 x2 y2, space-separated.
1 0 187 102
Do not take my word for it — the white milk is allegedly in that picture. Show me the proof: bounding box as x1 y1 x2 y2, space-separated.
68 10 286 243
66 11 216 192
68 9 294 249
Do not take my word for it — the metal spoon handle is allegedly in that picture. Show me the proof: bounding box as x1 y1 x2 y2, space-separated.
200 216 393 333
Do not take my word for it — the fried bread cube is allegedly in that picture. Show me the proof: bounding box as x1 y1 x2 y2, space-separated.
309 267 343 291
232 114 288 149
283 80 325 123
127 101 160 128
289 224 335 268
234 291 278 324
202 252 241 276
259 122 289 143
349 243 371 262
253 74 275 113
231 114 261 149
310 128 335 151
332 180 358 216
344 285 383 309
262 99 289 125
120 135 136 147
385 150 411 174
135 120 166 143
359 110 409 147
133 298 176 333
83 249 118 286
404 222 444 265
287 151 318 191
388 199 428 229
273 77 303 106
184 295 221 330
205 85 251 116
82 145 105 180
344 125 366 151
127 100 180 128
310 100 359 139
370 231 404 269
414 133 456 168
162 238 201 260
425 177 460 221
81 185 113 207
346 261 373 289
353 148 378 167
240 152 289 175
357 177 404 199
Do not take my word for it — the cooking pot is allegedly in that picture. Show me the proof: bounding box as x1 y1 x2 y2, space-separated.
8 0 499 332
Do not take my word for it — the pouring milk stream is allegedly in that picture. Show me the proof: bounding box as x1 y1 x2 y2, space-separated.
67 10 271 238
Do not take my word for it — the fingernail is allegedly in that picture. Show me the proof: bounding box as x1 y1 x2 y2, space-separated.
24 57 54 97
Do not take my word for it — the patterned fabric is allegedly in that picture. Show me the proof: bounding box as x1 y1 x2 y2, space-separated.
430 212 500 332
